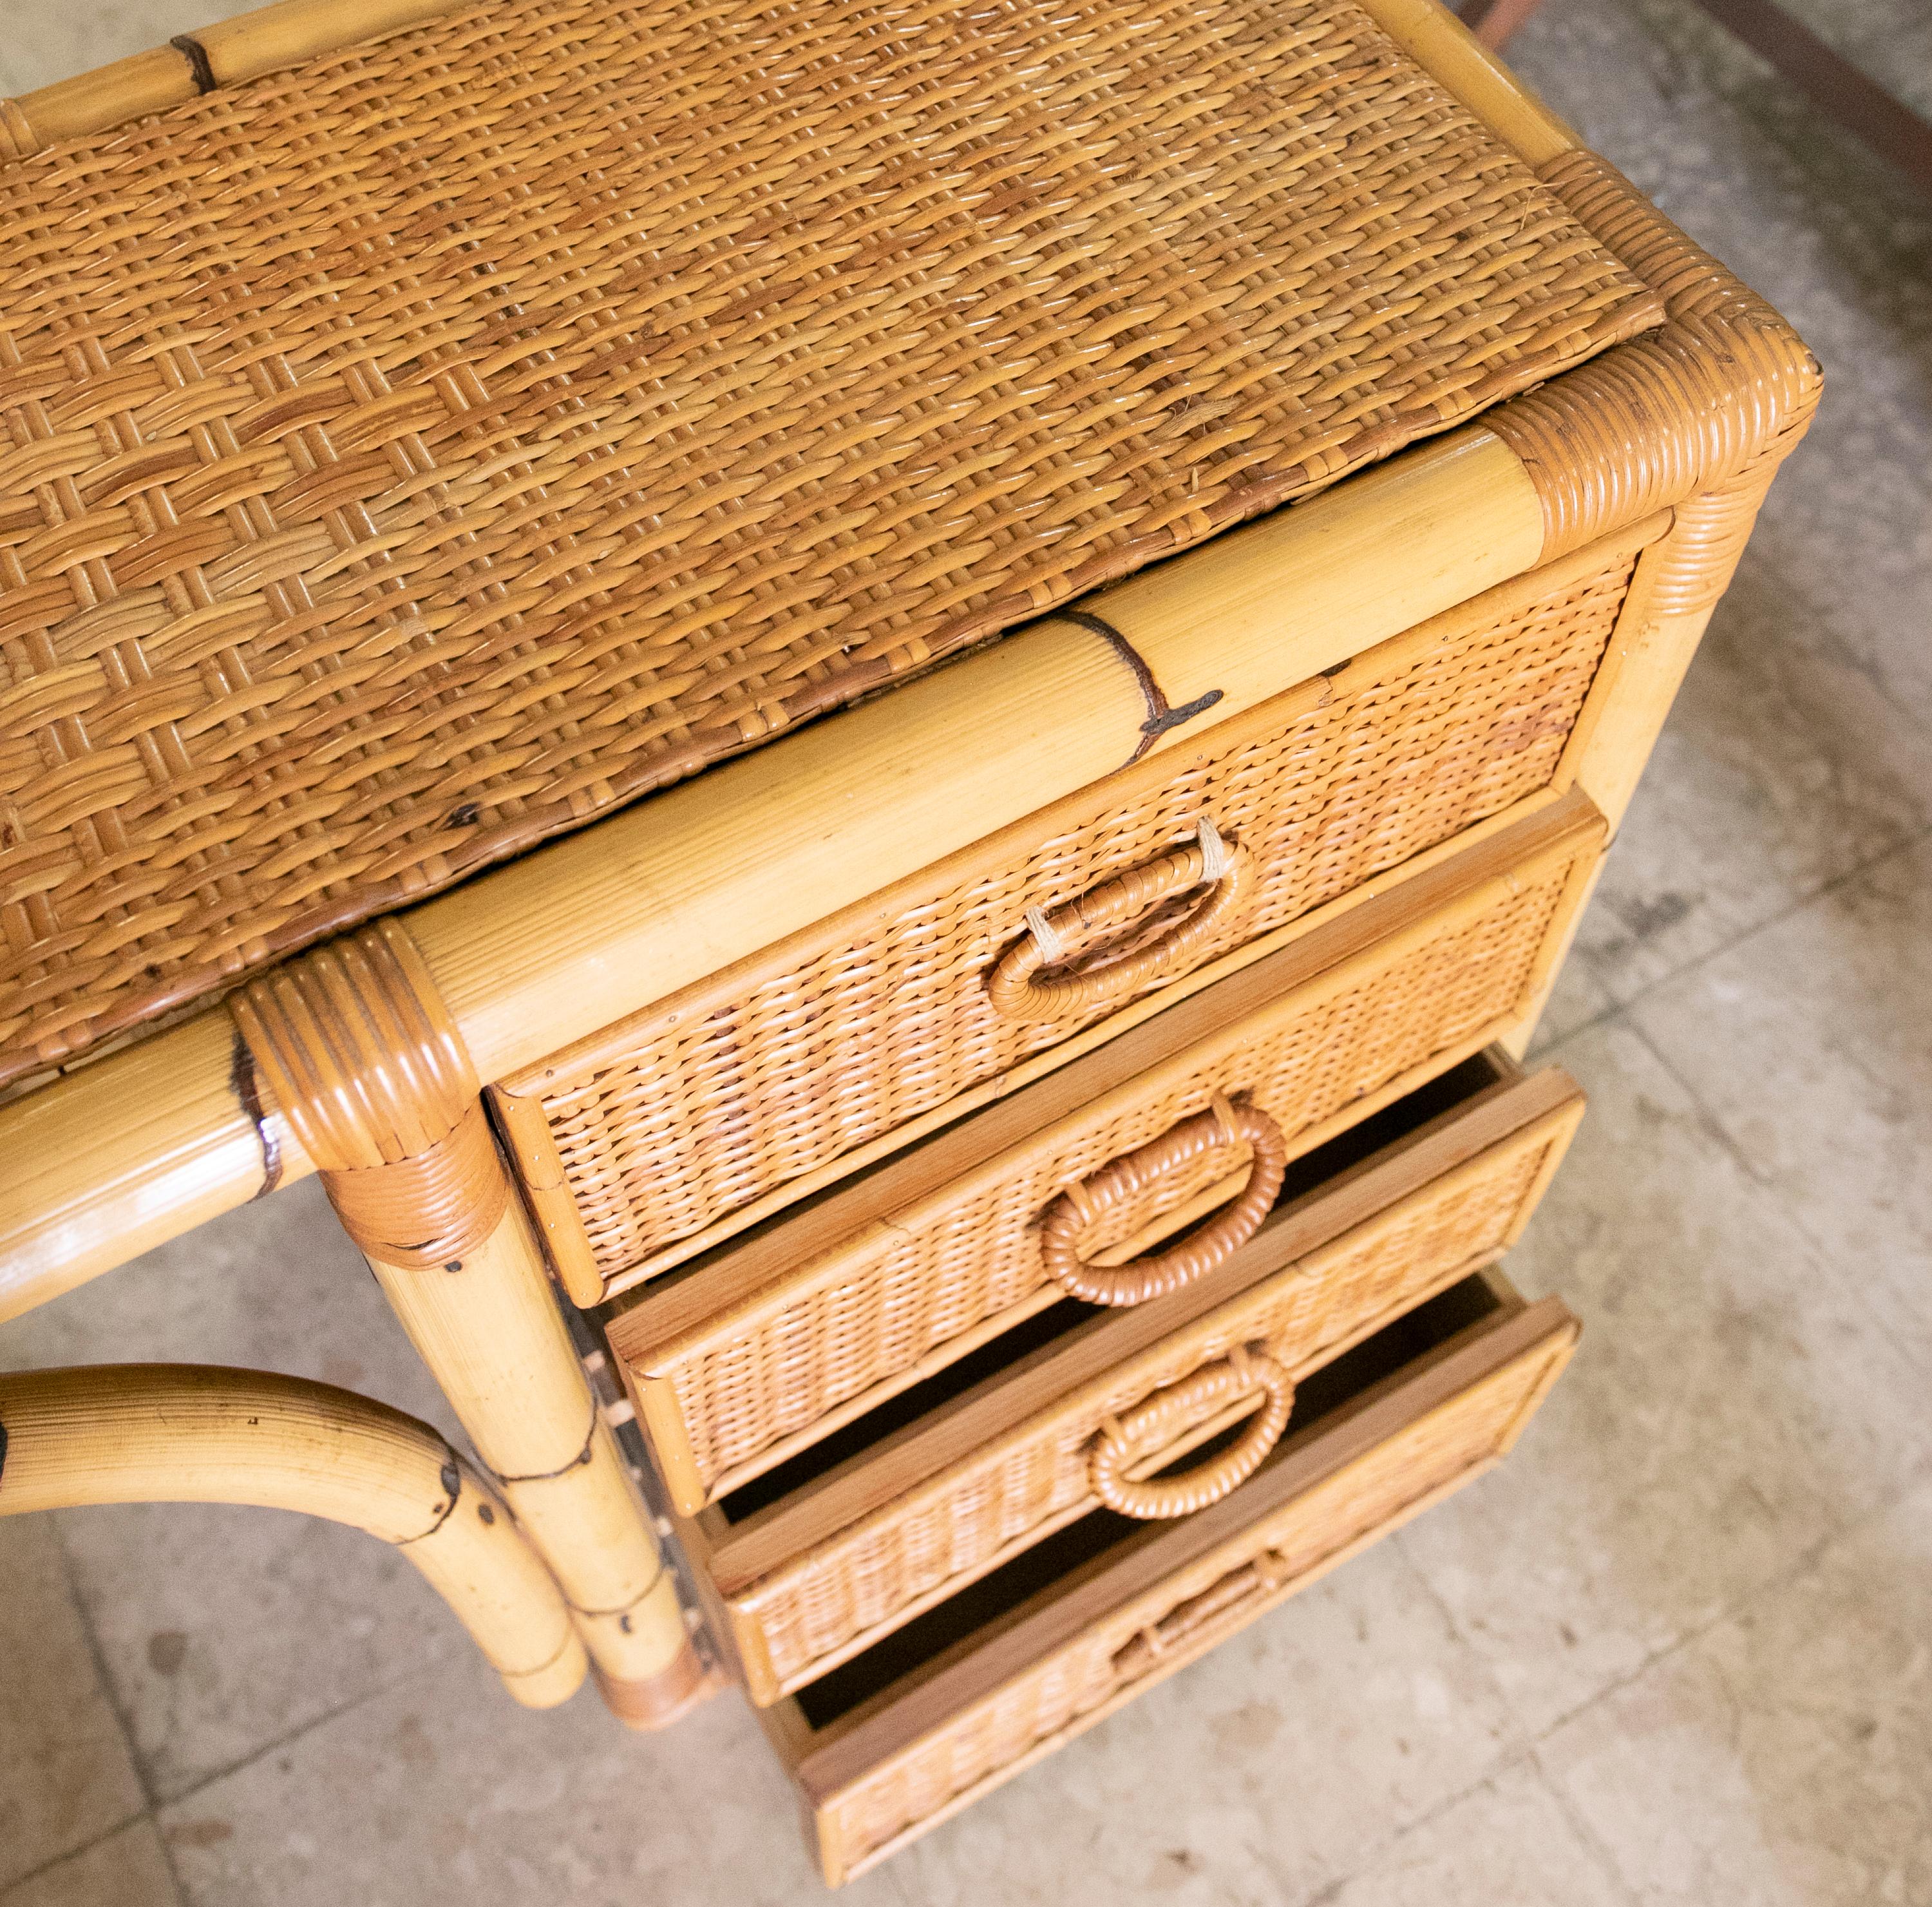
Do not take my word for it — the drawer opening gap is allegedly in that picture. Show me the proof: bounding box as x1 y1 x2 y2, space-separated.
710 1051 1513 1529
791 1271 1509 1730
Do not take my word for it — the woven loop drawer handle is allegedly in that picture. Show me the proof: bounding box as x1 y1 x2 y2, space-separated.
986 822 1253 1022
1088 1349 1295 1521
1039 1099 1287 1306
1111 1542 1292 1680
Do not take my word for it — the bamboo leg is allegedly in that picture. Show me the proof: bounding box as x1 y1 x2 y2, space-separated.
0 1364 585 1709
368 1202 705 1727
226 916 706 1730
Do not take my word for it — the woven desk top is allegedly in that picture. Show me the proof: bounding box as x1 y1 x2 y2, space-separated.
0 0 1659 1085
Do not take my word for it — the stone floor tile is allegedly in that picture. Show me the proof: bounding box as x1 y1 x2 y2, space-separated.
158 1658 904 1907
0 0 259 95
55 1501 469 1808
1537 1475 1932 1904
1398 1016 1932 1740
0 1519 146 1890
1570 560 1931 1006
1631 839 1932 1354
889 1541 1521 1907
0 1820 181 1907
1318 1757 1631 1907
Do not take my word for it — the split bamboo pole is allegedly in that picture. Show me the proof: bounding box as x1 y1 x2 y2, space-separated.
0 1363 586 1709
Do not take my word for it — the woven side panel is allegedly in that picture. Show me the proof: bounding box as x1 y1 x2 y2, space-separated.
668 861 1577 1496
820 1332 1565 1870
546 552 1635 1280
0 0 1658 1081
747 1127 1558 1689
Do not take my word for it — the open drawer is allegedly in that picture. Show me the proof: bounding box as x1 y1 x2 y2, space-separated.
687 1049 1582 1702
605 792 1602 1515
755 1266 1578 1885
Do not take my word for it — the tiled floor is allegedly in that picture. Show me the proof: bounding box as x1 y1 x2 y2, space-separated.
2 1 1929 1902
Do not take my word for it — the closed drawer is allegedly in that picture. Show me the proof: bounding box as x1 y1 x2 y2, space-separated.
497 523 1654 1298
757 1267 1577 1886
690 1050 1582 1702
606 790 1602 1514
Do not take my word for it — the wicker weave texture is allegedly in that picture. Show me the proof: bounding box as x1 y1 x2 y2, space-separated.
742 1122 1562 1693
536 548 1636 1282
818 1325 1569 1875
656 853 1583 1501
0 0 1658 1083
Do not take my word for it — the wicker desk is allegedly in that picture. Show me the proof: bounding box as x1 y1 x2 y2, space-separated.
0 0 1814 1881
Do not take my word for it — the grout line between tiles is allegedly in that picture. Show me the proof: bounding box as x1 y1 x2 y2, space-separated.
1572 819 1932 1057
1623 996 1932 1393
0 1810 155 1902
1522 1454 1929 1763
48 1517 191 1907
152 1664 447 1819
1524 1747 1645 1907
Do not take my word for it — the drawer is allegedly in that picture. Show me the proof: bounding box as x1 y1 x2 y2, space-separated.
687 1049 1582 1703
605 790 1602 1514
756 1267 1577 1885
497 523 1654 1298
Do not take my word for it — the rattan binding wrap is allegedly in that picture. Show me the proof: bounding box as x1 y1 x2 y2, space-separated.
634 826 1595 1505
0 0 1661 1084
228 916 504 1266
1486 150 1822 560
516 539 1642 1288
734 1113 1567 1698
811 1320 1575 1881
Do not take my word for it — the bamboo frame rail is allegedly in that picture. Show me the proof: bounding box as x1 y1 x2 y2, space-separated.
0 0 459 152
0 1363 586 1708
0 425 1545 1319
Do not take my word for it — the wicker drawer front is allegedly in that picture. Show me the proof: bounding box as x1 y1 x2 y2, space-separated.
766 1273 1577 1886
502 529 1648 1295
608 793 1602 1514
704 1058 1582 1702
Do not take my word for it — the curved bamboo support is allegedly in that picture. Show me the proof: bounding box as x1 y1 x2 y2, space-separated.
224 923 705 1729
0 1364 585 1709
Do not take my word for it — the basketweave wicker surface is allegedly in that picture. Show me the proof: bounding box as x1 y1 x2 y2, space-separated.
739 1116 1566 1694
528 541 1638 1284
813 1322 1569 1877
0 0 1662 1085
643 844 1585 1501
